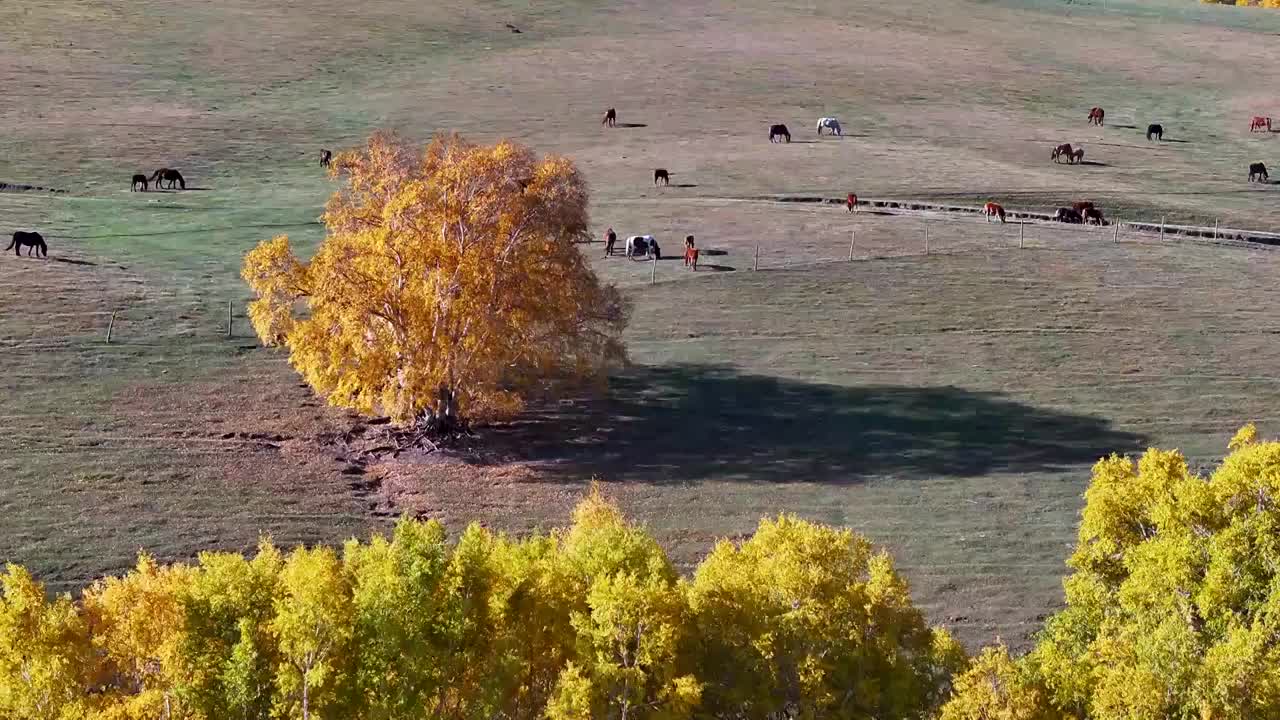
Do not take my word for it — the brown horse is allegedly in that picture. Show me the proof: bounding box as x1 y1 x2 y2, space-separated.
1072 201 1095 213
846 193 858 213
684 235 699 270
1251 116 1272 133
319 149 332 167
149 168 185 190
131 174 148 191
1069 148 1085 164
1082 207 1106 225
1051 143 1074 163
602 108 617 127
654 168 670 186
769 124 791 143
1250 162 1269 183
1088 107 1105 126
982 202 1005 223
1054 207 1083 224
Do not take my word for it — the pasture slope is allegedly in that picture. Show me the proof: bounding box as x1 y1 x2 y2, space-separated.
3 0 1280 651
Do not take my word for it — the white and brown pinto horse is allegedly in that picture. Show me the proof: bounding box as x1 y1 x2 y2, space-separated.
816 117 842 136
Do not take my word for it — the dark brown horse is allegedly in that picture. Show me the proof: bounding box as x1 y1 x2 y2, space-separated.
1146 124 1163 141
654 168 670 186
1088 107 1105 126
1069 148 1084 164
769 124 791 143
1082 207 1106 225
319 149 332 167
131 174 148 191
1072 201 1095 213
1054 207 1083 224
602 108 617 127
1051 143 1074 163
149 168 185 190
1250 162 1269 183
7 231 47 257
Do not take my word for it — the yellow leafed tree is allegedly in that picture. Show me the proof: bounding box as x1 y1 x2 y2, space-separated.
242 132 628 428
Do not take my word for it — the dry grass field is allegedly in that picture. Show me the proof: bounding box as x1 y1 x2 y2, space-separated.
4 0 1280 650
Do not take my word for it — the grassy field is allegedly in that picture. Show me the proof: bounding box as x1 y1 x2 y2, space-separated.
4 0 1280 650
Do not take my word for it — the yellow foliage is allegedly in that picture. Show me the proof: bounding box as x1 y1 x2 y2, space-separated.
242 132 628 426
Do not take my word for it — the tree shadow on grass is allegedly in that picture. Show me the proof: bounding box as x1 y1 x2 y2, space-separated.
480 364 1147 484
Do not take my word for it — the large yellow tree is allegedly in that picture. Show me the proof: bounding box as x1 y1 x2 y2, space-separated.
242 132 628 428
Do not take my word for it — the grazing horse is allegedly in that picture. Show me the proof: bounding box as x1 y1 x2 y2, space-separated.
816 117 842 136
1250 116 1271 133
769 124 791 143
1069 148 1085 164
602 108 617 127
1082 207 1106 226
319 149 332 167
131 174 148 191
1146 124 1163 141
653 168 670 186
1054 207 1083 224
846 193 858 213
1249 162 1269 183
1072 201 1095 213
7 231 47 257
982 202 1006 223
625 235 654 258
150 168 185 189
684 235 699 270
1087 107 1105 126
1051 143 1074 163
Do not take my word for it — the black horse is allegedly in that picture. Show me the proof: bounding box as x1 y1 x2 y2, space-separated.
602 108 616 127
769 124 791 143
131 174 148 191
7 231 47 257
653 168 670 186
1250 162 1269 183
319 149 332 167
150 168 186 189
1146 124 1163 141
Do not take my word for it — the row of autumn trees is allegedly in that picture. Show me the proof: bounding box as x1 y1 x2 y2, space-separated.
7 427 1280 720
0 489 966 720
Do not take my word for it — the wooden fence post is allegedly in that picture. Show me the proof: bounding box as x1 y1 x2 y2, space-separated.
848 230 856 261
650 256 657 284
924 224 929 255
227 300 233 338
754 244 760 271
1019 221 1025 249
1214 219 1219 240
106 312 116 344
1161 216 1166 241
1113 221 1120 244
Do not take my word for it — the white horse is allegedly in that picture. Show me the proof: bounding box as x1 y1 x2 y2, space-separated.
626 235 656 259
816 117 842 136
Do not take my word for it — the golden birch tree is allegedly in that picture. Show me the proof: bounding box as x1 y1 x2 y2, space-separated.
242 132 628 429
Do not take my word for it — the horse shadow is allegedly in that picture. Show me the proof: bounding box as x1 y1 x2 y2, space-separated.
616 123 647 128
696 264 735 272
1111 124 1138 130
783 140 820 144
477 363 1148 485
701 249 728 256
1162 139 1191 144
669 183 698 188
51 257 96 266
1077 160 1109 167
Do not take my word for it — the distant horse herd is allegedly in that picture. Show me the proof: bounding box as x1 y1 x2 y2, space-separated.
5 105 1278 262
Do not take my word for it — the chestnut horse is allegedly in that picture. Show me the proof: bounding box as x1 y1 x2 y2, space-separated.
1251 116 1272 133
684 235 699 270
1087 107 1105 126
982 202 1006 223
1072 201 1095 213
846 193 858 213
